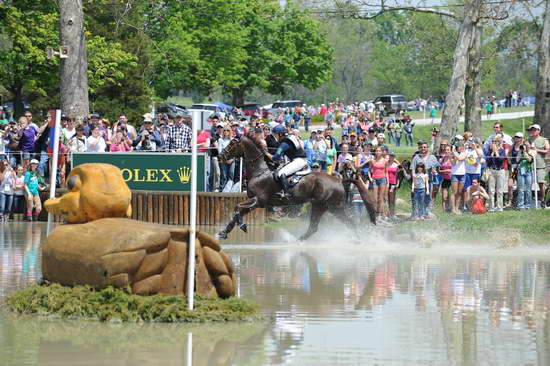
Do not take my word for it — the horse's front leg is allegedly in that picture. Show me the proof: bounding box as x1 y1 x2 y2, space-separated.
217 197 259 239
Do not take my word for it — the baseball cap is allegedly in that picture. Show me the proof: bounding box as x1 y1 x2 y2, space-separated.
368 128 375 133
91 113 100 119
30 159 39 164
311 162 320 168
527 124 541 130
514 132 524 138
389 152 396 157
454 135 464 140
216 123 224 128
349 132 357 137
377 133 385 138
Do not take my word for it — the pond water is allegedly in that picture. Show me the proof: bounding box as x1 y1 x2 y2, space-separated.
2 222 550 365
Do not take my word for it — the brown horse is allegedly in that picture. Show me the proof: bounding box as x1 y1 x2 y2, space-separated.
217 133 376 240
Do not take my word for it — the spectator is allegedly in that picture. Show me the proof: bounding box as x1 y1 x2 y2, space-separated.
336 143 353 174
12 165 25 221
527 124 549 206
24 159 43 221
508 132 524 207
110 130 133 152
376 133 387 150
209 123 222 192
485 134 507 212
438 144 453 212
24 111 39 133
18 116 37 168
0 159 15 221
134 114 162 151
86 125 107 152
0 125 7 161
61 115 76 143
364 128 378 147
218 126 234 190
369 146 387 219
464 138 483 192
394 119 402 147
411 141 439 212
403 119 415 146
84 113 101 136
113 114 137 140
67 124 87 153
465 178 489 214
514 137 534 209
313 130 328 170
354 145 371 180
484 122 513 149
450 142 467 214
387 152 399 218
411 162 429 221
304 131 317 166
167 113 192 151
349 132 359 154
430 105 438 124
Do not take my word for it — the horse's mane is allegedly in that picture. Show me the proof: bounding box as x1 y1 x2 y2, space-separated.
243 132 264 151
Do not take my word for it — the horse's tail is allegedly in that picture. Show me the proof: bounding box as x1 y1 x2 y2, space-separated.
347 176 377 225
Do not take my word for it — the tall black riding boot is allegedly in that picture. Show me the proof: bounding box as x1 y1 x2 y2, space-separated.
280 174 291 197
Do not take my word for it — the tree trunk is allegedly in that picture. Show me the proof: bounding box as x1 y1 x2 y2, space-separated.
535 0 550 139
438 0 481 145
464 24 482 136
9 82 24 118
59 0 89 120
232 88 245 107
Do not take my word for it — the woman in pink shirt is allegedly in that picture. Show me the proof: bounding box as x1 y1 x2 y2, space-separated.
197 129 211 153
386 152 400 218
110 131 132 152
369 146 387 219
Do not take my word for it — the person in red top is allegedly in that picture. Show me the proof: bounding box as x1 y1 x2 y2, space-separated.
196 129 211 153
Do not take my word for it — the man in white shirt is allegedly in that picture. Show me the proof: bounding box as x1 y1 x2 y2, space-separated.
484 121 513 149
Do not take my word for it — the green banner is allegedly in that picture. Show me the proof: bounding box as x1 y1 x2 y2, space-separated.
72 152 207 191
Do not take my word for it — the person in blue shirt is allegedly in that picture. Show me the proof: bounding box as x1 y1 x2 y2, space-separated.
304 131 317 166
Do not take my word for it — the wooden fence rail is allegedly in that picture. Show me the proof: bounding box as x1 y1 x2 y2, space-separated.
39 191 270 226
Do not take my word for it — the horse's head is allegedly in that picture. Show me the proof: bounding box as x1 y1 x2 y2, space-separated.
219 138 243 163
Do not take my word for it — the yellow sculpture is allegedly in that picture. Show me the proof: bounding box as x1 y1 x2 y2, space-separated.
42 163 236 298
45 163 132 223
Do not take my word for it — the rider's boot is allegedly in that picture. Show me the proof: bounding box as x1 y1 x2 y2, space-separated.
280 174 292 198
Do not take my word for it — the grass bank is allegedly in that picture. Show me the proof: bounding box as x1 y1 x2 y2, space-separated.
5 284 261 323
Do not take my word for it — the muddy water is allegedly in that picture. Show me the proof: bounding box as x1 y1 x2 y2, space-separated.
2 222 550 365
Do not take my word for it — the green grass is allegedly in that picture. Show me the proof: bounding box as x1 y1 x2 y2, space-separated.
5 284 261 323
405 106 533 120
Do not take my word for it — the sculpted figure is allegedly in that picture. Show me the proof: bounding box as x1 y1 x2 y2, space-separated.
42 163 236 298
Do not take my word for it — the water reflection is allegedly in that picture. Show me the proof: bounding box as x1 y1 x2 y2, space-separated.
2 224 550 365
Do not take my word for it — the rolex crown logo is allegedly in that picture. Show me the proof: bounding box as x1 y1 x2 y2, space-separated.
177 166 191 184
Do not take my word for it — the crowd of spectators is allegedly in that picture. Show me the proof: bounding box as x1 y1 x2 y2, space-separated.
0 101 548 223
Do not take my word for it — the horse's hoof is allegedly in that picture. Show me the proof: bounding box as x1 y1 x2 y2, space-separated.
239 224 248 233
217 231 228 240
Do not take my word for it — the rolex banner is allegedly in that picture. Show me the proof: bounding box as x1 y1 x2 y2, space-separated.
72 152 208 191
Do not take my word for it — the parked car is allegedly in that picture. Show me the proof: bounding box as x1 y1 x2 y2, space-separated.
190 103 219 112
238 103 262 117
267 100 303 116
156 102 189 117
372 95 407 115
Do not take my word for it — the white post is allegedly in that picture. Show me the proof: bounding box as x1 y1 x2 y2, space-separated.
47 110 62 235
534 151 539 209
187 110 199 310
522 118 525 133
187 332 193 366
239 157 243 192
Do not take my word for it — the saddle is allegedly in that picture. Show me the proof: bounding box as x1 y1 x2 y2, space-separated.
275 165 312 189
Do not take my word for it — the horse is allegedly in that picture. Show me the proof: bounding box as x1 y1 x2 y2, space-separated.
217 133 376 241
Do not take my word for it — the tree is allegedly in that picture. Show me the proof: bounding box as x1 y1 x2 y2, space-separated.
535 0 550 138
146 0 332 105
464 24 482 137
0 1 58 117
59 0 89 119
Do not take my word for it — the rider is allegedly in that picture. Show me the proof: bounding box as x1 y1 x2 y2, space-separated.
268 124 307 197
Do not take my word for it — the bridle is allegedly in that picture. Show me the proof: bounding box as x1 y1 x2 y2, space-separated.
221 137 264 164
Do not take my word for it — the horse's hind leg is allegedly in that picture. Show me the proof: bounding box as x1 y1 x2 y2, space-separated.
299 202 326 241
217 197 258 239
